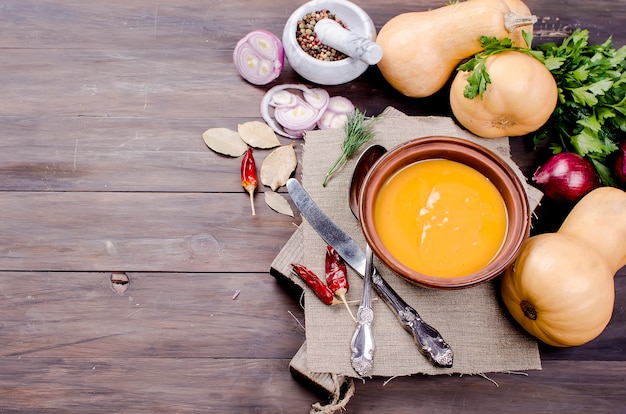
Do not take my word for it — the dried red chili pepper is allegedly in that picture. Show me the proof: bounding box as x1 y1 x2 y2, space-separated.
325 245 349 294
291 263 338 305
241 147 257 216
325 246 355 321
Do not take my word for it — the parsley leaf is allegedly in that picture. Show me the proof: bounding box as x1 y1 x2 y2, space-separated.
457 28 625 186
532 29 626 186
456 33 541 99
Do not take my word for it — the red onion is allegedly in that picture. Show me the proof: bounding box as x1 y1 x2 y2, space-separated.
274 96 320 137
233 30 284 85
615 141 626 185
268 90 298 108
302 88 330 111
260 84 311 138
532 152 601 202
282 127 308 138
317 96 356 130
317 111 349 130
325 96 355 115
259 83 355 138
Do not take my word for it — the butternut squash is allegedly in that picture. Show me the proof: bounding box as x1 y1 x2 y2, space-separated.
449 51 558 138
376 0 536 98
500 186 626 347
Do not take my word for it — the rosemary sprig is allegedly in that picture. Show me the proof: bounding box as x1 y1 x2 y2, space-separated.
322 109 378 187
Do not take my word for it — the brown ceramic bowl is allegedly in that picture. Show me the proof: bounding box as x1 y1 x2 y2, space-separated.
358 136 530 289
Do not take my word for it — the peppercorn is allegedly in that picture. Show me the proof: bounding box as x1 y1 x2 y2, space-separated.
295 9 348 62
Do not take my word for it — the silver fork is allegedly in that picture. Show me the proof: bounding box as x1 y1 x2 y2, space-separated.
350 243 375 377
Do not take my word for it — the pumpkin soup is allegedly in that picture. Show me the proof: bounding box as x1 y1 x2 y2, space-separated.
373 159 507 278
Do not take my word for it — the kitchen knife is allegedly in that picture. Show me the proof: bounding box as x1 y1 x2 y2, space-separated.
286 178 453 368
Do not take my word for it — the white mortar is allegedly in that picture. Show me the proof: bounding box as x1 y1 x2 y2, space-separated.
283 0 378 85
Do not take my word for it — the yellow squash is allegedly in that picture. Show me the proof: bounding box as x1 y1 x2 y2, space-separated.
449 50 558 138
376 0 536 98
500 187 626 347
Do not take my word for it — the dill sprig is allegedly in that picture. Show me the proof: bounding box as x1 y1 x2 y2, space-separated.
322 109 378 187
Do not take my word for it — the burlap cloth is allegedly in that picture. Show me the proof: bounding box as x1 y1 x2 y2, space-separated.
297 107 543 378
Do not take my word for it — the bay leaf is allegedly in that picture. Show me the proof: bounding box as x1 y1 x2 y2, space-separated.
202 127 248 157
238 121 281 149
264 190 294 217
260 142 298 191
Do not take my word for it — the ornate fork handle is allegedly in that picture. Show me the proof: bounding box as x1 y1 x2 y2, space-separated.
350 245 375 377
370 268 453 368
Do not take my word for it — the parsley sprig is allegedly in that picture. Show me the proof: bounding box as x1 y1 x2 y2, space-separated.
457 32 541 99
458 29 626 186
533 29 626 186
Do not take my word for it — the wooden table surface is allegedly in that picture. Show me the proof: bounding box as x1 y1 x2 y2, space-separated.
1 1 625 412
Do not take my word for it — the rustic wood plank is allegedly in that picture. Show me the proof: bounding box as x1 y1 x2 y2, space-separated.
0 357 316 413
0 116 535 196
0 48 444 119
0 358 624 413
0 49 265 118
0 0 293 49
1 1 624 119
0 116 306 193
0 271 305 359
348 360 626 413
0 192 299 272
1 1 624 49
0 116 534 196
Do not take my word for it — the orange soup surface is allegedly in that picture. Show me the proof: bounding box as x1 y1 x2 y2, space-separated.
373 159 507 278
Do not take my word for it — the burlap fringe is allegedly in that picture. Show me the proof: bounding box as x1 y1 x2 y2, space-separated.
310 375 355 414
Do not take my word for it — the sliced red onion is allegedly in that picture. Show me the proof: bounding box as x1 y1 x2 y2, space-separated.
260 83 354 139
317 96 355 129
317 111 349 130
614 141 626 185
532 152 601 202
269 90 298 108
260 84 310 138
233 30 284 85
274 96 320 132
303 88 330 111
326 96 355 115
260 84 321 138
282 127 308 138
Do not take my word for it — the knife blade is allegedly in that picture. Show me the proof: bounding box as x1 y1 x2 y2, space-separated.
286 178 453 368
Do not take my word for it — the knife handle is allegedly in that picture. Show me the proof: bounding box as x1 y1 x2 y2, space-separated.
371 268 453 368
